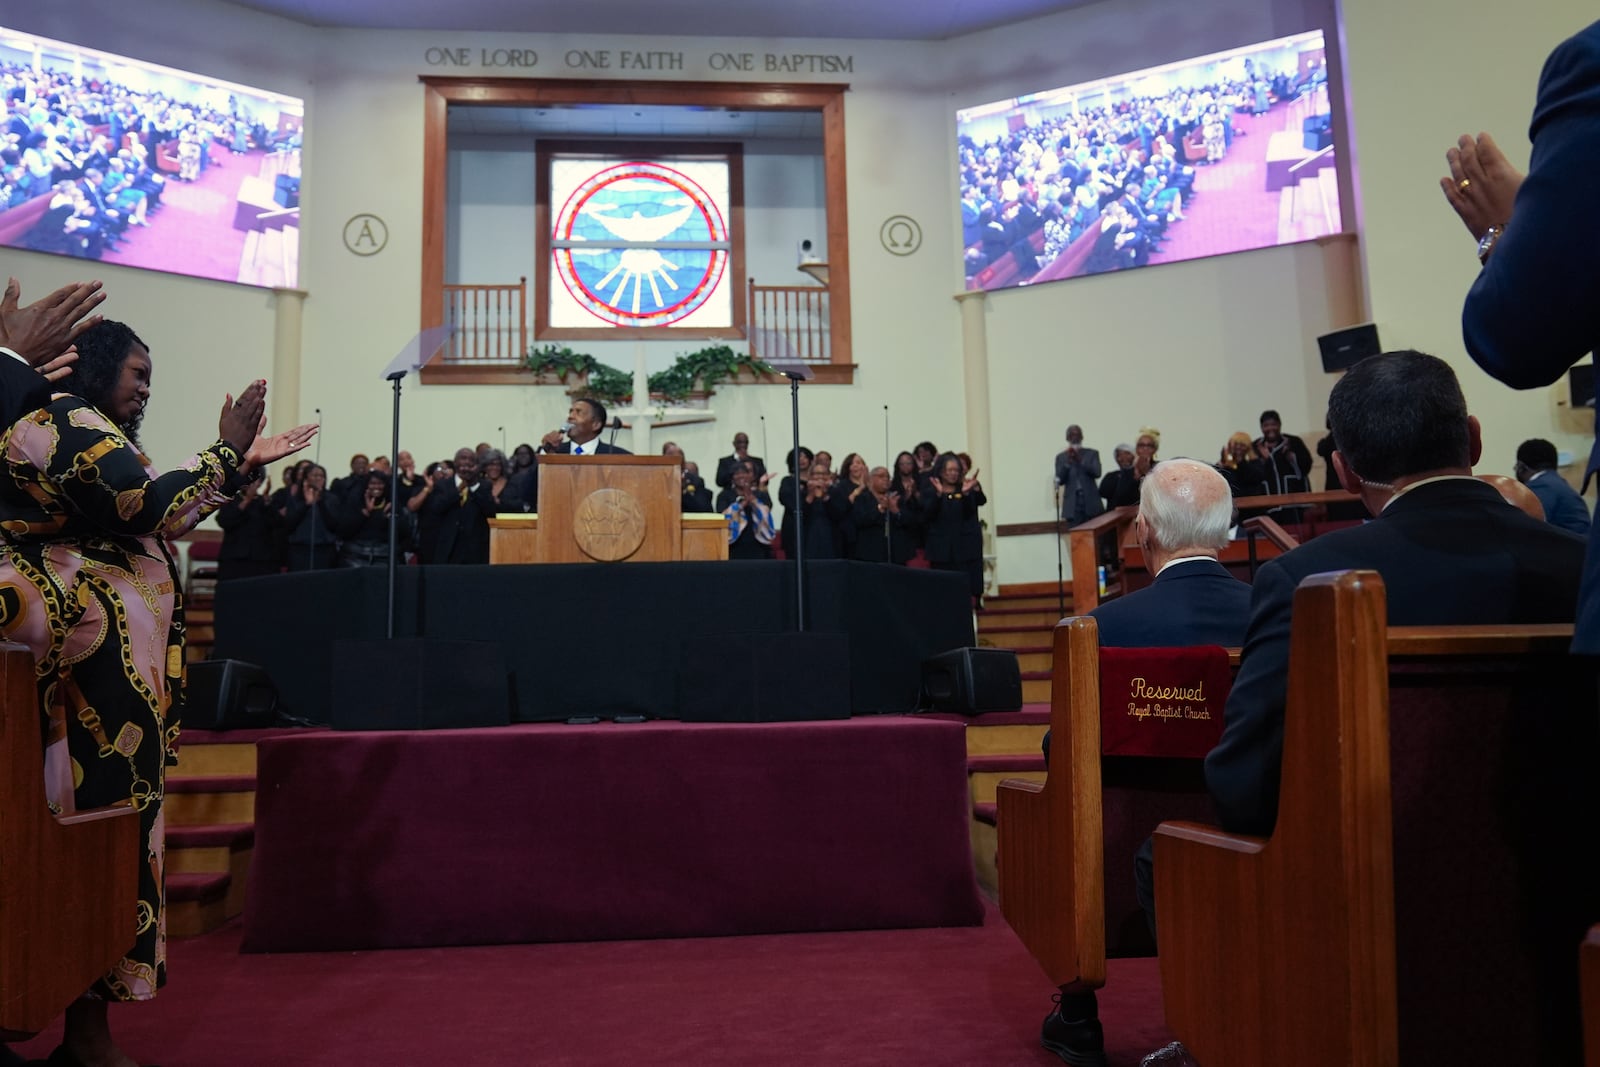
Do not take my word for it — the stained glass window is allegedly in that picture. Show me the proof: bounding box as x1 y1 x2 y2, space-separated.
547 155 736 331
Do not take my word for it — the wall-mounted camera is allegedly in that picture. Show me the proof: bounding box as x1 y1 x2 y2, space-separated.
798 238 819 265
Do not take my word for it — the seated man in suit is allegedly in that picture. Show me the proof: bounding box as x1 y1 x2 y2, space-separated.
714 431 765 489
1207 350 1587 840
1040 458 1250 1067
1515 437 1591 536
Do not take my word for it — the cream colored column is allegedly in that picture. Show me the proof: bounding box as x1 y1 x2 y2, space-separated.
956 289 995 595
271 288 307 431
956 290 992 484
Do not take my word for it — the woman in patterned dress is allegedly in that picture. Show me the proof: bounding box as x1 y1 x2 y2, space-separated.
0 320 314 1067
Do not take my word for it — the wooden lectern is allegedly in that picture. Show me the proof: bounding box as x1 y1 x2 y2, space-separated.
488 455 729 564
1 643 139 1037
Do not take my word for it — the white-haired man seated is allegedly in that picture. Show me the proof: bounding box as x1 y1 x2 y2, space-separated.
1040 458 1250 1067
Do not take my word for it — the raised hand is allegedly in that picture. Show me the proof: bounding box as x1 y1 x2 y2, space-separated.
243 419 318 471
0 278 106 366
1440 132 1524 241
218 380 267 453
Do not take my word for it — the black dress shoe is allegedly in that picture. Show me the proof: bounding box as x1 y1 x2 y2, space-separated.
1040 995 1107 1066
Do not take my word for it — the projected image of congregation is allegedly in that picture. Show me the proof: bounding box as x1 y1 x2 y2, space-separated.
0 28 303 288
959 31 1337 290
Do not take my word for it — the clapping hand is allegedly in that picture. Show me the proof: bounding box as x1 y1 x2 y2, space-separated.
218 380 266 453
242 413 318 473
1440 132 1523 241
38 345 79 384
0 278 105 367
962 466 982 494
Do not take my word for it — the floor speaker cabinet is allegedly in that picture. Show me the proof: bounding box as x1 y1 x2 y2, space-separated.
330 639 511 731
920 648 1022 715
679 632 851 723
186 659 279 730
1302 113 1333 151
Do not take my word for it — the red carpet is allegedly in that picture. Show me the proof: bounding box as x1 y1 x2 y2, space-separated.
13 905 1173 1066
1147 103 1325 265
98 145 258 283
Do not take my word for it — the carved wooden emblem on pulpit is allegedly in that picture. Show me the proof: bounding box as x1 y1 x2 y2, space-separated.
573 488 648 561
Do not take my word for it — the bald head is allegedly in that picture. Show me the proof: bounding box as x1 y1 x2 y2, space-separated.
1137 458 1233 558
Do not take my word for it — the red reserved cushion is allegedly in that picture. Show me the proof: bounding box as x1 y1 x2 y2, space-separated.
1098 646 1231 759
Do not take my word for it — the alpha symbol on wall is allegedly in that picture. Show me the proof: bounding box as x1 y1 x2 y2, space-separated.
879 215 922 256
343 214 389 256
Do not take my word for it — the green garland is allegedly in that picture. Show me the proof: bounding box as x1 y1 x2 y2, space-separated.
523 343 775 405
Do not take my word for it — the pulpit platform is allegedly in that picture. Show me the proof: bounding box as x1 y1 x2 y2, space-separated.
240 716 985 953
213 561 974 723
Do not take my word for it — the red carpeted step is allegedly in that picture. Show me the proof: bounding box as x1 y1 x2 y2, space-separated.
921 707 1049 725
178 726 325 746
167 871 230 905
167 823 255 849
972 802 997 827
967 753 1045 773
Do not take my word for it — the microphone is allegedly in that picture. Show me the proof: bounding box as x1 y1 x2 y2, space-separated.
608 415 623 446
759 414 768 463
498 425 506 453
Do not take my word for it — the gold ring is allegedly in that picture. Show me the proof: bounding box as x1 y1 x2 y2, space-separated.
1458 178 1471 191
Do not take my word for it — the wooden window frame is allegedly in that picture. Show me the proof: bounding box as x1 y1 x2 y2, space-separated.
535 139 745 342
420 77 853 384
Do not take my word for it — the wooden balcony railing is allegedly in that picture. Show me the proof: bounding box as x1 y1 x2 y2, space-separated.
442 278 526 364
749 281 829 365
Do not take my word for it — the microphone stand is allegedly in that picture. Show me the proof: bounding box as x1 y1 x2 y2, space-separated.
1054 483 1067 620
309 407 323 571
386 370 403 639
882 404 891 561
786 371 805 631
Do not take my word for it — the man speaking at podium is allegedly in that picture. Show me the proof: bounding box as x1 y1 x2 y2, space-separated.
511 398 632 509
540 398 631 457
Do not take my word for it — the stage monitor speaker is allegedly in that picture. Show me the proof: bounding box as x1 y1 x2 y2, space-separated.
1317 323 1381 374
1301 114 1333 151
186 659 279 730
1569 362 1594 409
679 632 850 722
330 639 510 731
920 648 1022 716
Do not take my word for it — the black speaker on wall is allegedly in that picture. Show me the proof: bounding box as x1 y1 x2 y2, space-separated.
1317 323 1382 373
920 648 1022 716
186 660 279 730
1568 362 1594 409
330 639 510 731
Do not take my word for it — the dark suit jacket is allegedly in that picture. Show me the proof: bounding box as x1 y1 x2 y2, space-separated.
920 485 985 563
715 453 766 489
1527 470 1591 536
1206 479 1586 836
424 479 501 564
0 355 51 427
545 439 631 456
1088 558 1250 648
1460 20 1600 651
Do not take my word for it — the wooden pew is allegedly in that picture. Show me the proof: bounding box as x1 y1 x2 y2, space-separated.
0 643 139 1038
1154 570 1597 1066
995 616 1233 987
